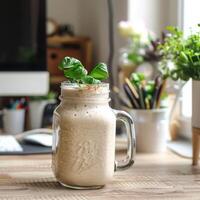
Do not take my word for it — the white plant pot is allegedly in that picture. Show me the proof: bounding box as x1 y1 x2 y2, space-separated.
3 109 25 134
129 109 169 153
192 80 200 128
29 100 50 129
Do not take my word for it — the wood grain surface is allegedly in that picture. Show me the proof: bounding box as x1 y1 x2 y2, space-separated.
0 152 200 200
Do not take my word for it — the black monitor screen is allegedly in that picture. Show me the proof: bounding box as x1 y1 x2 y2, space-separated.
0 0 46 71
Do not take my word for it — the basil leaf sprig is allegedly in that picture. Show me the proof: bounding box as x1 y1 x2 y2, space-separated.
58 57 109 84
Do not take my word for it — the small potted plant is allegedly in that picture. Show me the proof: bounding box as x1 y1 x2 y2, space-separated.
123 72 169 153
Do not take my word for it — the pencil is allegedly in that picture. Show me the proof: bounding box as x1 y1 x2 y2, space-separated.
145 97 150 110
123 83 140 109
156 79 167 108
125 78 139 99
151 76 162 109
113 86 133 108
137 85 146 109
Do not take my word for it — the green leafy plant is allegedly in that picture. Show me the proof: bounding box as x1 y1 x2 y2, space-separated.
118 21 162 66
58 57 109 84
127 34 145 65
159 25 200 81
127 35 162 65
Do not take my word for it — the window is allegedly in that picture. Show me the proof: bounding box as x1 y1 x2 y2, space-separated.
180 0 200 118
127 0 200 138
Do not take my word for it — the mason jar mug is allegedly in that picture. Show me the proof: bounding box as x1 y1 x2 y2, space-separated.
52 82 136 189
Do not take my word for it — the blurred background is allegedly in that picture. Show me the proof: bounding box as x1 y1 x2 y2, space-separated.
0 0 199 156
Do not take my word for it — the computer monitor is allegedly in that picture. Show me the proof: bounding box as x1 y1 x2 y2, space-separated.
0 0 49 96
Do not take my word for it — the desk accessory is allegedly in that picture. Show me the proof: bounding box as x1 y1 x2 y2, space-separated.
1 98 27 134
123 72 169 153
0 128 53 155
123 73 167 110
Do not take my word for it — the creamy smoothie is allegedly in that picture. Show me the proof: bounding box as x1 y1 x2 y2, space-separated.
52 83 116 188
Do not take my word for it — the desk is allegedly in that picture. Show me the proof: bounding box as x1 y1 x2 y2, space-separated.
0 152 200 200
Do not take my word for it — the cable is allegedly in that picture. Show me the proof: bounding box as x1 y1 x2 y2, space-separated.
107 0 118 107
107 0 115 90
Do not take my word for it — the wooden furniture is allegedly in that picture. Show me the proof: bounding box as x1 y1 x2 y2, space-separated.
47 35 93 85
192 127 200 165
1 152 200 199
192 80 200 165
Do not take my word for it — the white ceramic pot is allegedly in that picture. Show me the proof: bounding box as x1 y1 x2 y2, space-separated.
29 100 50 129
3 109 25 134
192 80 200 128
129 109 169 153
29 99 56 129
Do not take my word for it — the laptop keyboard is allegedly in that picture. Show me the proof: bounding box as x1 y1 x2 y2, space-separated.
0 135 23 152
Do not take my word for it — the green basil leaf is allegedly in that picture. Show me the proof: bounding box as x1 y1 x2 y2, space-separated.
64 65 87 80
89 63 109 80
58 57 83 70
58 57 108 84
81 75 101 84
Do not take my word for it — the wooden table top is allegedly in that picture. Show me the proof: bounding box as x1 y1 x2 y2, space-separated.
0 152 200 200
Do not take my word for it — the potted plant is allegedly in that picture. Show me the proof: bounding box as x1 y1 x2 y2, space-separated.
123 72 169 153
159 25 200 140
118 21 162 81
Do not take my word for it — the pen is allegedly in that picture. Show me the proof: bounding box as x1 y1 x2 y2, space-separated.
145 97 150 110
113 86 133 108
123 73 167 110
123 83 140 109
137 85 146 109
151 76 162 109
156 79 167 108
125 78 139 99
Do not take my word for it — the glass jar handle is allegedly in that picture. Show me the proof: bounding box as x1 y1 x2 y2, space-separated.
113 109 136 171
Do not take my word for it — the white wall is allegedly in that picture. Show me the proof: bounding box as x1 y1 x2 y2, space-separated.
47 0 81 35
48 0 128 85
48 0 179 83
78 0 128 69
128 0 179 37
168 0 179 27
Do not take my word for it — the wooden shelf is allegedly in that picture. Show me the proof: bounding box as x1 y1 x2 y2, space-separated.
47 35 93 92
47 35 90 46
50 75 66 85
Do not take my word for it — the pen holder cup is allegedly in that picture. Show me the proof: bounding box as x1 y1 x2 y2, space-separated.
2 109 25 134
129 109 169 153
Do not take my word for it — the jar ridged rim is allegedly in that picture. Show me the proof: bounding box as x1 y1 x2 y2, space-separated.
60 82 110 102
61 82 110 94
61 81 109 90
